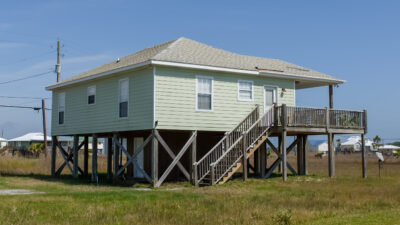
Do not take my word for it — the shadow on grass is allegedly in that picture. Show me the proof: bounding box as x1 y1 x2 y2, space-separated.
0 172 154 188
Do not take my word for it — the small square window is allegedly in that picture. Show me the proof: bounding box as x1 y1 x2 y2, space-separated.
238 80 253 101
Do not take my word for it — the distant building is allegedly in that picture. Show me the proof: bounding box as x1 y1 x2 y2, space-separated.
0 137 7 148
308 140 329 155
8 132 52 151
378 145 400 156
340 136 376 152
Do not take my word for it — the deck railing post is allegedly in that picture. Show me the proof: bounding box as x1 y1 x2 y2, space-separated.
242 131 248 181
363 110 368 134
210 163 215 185
326 107 330 132
274 104 279 127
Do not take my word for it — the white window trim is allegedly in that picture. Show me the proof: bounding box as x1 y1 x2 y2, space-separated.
237 80 254 102
263 85 278 112
195 75 214 112
87 85 96 105
118 78 129 119
58 92 66 125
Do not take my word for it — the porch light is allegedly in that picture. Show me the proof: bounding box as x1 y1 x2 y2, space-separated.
282 88 286 92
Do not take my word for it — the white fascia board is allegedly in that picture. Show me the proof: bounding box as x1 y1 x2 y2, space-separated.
45 60 152 90
258 71 345 85
151 60 259 75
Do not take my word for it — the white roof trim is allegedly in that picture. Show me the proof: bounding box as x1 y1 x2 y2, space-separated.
46 60 152 90
46 60 344 90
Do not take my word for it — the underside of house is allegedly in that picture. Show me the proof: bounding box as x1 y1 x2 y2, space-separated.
47 37 368 187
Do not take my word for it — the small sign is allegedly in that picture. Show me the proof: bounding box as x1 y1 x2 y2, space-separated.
376 152 384 162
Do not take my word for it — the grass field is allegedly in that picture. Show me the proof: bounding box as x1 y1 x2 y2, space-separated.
0 153 400 225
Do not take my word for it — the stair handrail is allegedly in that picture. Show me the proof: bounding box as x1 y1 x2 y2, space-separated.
210 106 275 184
194 105 259 183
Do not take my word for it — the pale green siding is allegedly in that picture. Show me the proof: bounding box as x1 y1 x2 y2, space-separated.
51 68 154 136
154 66 295 132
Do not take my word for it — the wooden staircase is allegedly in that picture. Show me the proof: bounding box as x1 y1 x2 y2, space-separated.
193 106 275 186
218 132 271 184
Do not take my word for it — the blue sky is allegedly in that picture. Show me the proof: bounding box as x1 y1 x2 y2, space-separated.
0 0 399 142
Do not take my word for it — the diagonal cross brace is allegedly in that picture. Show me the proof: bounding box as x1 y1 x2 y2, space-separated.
114 135 153 183
155 131 197 187
264 138 299 178
55 141 84 176
56 140 85 175
154 130 190 180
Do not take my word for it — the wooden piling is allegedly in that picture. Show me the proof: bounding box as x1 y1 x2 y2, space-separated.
282 104 287 181
328 133 335 178
152 130 158 187
303 135 308 175
51 136 57 177
91 134 98 183
107 137 112 180
73 135 79 178
112 133 118 180
191 130 197 184
84 136 89 177
361 133 366 178
242 132 248 181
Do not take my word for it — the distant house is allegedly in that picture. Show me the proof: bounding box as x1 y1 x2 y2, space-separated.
378 145 400 156
8 132 52 151
308 140 328 154
0 137 7 148
340 136 376 152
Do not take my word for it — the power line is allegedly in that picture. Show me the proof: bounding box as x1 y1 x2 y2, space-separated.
0 104 51 110
0 50 56 66
0 70 53 85
0 96 49 100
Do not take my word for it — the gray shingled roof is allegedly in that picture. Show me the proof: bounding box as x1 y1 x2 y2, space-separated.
56 37 342 86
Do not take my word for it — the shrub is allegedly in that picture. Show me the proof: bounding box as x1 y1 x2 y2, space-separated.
315 152 324 158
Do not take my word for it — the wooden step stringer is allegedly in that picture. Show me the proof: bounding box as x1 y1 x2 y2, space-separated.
218 132 270 184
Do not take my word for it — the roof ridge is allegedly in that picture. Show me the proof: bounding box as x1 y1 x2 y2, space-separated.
151 37 183 59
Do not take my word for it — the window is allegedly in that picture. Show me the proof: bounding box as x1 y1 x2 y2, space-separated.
58 92 65 125
119 79 129 118
238 80 253 101
196 76 213 111
88 85 96 105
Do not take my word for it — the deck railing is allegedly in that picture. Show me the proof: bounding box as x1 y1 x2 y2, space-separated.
193 105 259 184
277 106 366 130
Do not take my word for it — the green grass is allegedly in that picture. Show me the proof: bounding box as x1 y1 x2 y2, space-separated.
0 153 400 224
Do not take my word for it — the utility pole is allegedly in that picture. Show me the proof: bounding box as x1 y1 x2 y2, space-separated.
42 99 48 157
56 40 61 83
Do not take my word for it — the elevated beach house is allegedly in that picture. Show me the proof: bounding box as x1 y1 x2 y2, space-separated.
46 37 367 186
